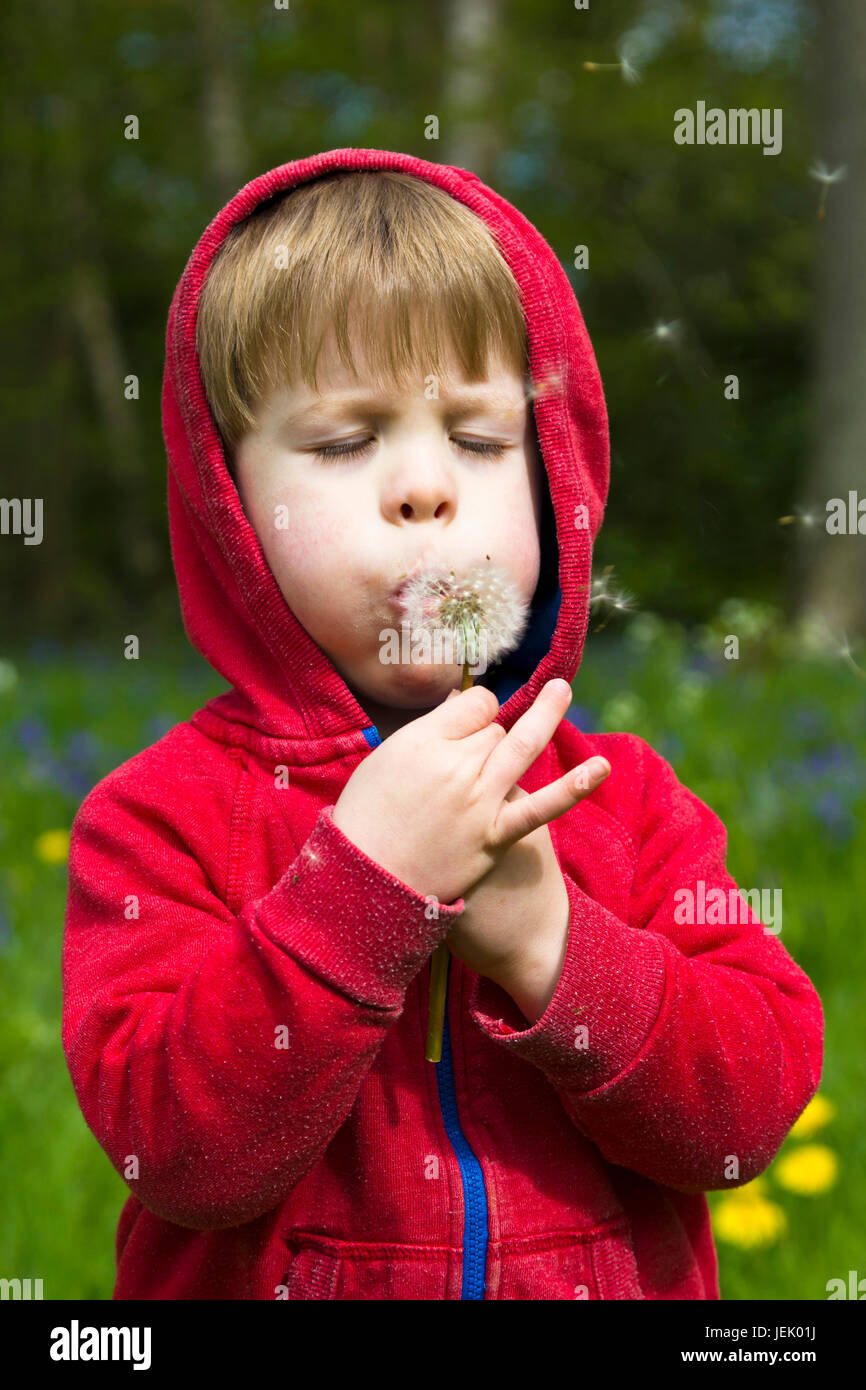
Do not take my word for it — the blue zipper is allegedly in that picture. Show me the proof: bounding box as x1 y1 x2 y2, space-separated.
363 723 489 1299
435 960 489 1299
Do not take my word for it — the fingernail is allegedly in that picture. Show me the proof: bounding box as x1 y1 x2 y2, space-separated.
588 758 610 780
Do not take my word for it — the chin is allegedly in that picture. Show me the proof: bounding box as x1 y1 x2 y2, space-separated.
375 660 460 706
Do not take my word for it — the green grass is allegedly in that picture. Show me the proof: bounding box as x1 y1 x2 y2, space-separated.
0 613 863 1300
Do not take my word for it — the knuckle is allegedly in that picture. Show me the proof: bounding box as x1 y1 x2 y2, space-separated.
472 686 499 714
507 731 535 762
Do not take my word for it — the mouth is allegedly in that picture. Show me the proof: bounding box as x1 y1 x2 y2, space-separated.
388 578 414 614
387 557 436 611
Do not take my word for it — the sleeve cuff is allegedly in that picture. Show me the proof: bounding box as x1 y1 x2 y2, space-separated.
256 803 465 1009
468 872 668 1092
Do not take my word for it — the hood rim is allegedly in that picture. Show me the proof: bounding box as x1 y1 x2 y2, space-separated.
164 147 608 743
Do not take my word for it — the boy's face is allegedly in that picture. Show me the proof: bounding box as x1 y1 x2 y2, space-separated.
232 327 544 724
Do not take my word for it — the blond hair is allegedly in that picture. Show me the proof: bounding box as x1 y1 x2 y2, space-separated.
196 170 529 460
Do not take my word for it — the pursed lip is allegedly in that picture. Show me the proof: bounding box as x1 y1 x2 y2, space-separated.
388 580 412 614
387 557 434 610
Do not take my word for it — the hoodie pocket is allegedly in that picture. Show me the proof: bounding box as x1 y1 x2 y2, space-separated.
490 1220 645 1300
278 1221 644 1300
277 1238 340 1300
278 1232 452 1300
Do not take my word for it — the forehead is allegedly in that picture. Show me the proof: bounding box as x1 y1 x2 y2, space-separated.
282 326 529 412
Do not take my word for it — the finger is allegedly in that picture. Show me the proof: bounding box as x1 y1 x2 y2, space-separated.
436 683 500 738
481 679 573 797
503 782 528 801
491 757 610 848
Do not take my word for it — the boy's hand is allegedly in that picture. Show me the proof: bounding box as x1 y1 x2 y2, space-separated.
331 678 610 906
443 779 607 1023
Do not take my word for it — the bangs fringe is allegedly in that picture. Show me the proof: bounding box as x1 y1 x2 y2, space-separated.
197 170 529 457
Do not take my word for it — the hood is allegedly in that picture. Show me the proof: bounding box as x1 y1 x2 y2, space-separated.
162 148 609 746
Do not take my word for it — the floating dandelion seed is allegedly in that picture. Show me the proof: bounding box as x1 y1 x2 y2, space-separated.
838 633 866 681
809 161 847 220
616 33 645 85
611 589 636 613
408 561 530 1065
778 508 818 528
647 319 682 346
583 37 643 85
523 370 564 408
589 567 638 632
798 615 866 680
590 569 616 605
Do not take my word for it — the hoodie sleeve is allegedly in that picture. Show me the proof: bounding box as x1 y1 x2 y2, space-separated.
62 784 463 1231
467 734 824 1195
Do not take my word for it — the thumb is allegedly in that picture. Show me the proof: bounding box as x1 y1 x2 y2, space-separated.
445 688 461 701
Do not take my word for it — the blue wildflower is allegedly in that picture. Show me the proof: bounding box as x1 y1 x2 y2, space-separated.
15 717 49 751
566 703 597 732
813 789 856 843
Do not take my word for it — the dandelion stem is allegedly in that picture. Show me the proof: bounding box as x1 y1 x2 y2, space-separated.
426 655 476 1059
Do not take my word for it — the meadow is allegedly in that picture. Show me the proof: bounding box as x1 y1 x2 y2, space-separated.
1 604 862 1300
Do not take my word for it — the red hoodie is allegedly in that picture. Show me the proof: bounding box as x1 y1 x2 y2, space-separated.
62 147 823 1301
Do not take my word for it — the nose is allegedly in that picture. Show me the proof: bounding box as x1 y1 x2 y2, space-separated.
382 448 457 525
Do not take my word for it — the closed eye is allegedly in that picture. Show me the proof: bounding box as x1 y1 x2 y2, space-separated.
453 437 507 457
314 436 507 461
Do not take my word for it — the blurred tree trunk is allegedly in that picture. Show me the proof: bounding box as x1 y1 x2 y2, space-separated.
67 236 141 485
197 0 249 202
32 0 160 588
439 0 501 181
794 0 866 639
61 122 159 583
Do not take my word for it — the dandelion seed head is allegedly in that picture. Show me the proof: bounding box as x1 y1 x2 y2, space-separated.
397 562 529 667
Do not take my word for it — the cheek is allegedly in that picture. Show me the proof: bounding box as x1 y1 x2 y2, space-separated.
487 475 542 589
256 495 363 622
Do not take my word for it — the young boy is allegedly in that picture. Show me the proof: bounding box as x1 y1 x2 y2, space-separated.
62 148 823 1300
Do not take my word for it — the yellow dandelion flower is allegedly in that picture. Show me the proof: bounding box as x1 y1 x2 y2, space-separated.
788 1094 835 1139
773 1144 838 1195
35 829 70 864
713 1194 786 1248
726 1176 768 1199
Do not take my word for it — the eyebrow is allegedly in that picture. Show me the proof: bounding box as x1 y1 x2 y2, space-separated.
284 387 525 427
